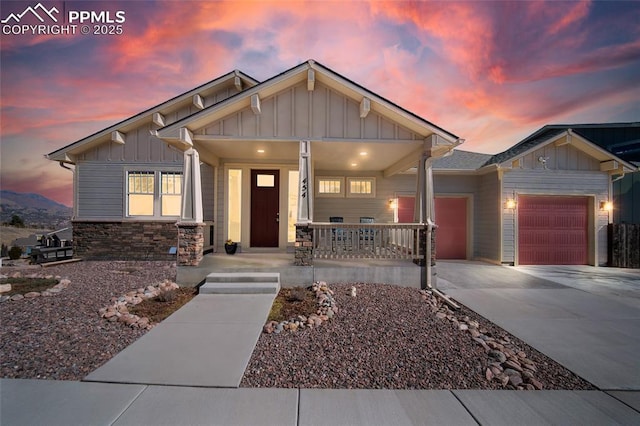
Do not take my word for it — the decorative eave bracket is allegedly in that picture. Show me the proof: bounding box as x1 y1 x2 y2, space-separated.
360 97 371 118
193 94 204 110
111 130 126 144
153 112 166 127
251 94 261 115
307 69 315 91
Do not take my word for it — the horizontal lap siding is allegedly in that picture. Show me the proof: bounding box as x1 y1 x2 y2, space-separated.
503 170 609 265
477 173 500 262
77 163 124 218
76 162 183 219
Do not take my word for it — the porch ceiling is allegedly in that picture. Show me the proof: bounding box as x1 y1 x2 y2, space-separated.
194 138 424 171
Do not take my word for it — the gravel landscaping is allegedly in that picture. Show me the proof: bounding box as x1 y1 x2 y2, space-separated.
0 260 175 380
241 283 595 390
1 261 595 390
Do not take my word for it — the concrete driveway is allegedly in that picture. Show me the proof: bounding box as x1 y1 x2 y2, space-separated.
436 261 640 390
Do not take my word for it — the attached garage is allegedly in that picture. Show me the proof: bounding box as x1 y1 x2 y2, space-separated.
518 196 589 265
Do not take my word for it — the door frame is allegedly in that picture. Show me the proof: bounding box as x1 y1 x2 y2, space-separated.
223 163 298 250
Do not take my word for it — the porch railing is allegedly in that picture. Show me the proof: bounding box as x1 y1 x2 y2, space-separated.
310 222 423 260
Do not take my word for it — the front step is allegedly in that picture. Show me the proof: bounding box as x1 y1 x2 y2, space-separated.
200 272 280 294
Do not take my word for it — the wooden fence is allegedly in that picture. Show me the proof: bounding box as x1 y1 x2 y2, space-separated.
608 223 640 268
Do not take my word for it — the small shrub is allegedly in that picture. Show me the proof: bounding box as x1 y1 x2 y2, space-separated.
156 289 177 303
8 246 23 260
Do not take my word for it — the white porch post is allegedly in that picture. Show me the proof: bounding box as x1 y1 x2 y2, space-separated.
181 148 203 222
297 140 313 223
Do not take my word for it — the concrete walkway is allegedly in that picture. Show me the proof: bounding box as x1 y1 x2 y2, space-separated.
85 293 275 387
3 379 639 425
437 261 640 390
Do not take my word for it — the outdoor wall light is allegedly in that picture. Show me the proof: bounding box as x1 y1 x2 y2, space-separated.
389 198 398 209
600 201 613 211
505 198 517 209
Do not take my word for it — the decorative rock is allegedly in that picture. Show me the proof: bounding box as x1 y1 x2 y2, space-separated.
509 374 523 387
458 323 468 331
435 312 447 319
10 294 24 301
0 284 11 293
24 292 41 298
488 350 507 363
485 368 494 381
529 378 544 390
504 359 523 372
1 295 11 302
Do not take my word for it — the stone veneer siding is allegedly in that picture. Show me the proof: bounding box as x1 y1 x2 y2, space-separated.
176 222 204 266
294 224 313 266
73 221 178 260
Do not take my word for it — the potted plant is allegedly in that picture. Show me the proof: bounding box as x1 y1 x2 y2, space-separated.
224 239 238 255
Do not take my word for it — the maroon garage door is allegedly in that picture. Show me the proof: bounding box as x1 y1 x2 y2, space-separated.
518 196 588 265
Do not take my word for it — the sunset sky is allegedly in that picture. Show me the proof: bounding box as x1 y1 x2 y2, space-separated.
1 0 639 207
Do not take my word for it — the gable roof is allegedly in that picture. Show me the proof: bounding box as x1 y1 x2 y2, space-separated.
157 59 460 145
484 123 640 167
47 70 259 162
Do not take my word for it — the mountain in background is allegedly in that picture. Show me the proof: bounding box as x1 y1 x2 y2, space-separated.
0 190 72 228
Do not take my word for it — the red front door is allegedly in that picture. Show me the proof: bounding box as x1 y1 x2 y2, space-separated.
435 197 468 259
250 170 280 247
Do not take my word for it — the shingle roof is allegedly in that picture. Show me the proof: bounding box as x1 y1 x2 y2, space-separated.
433 149 493 170
482 128 567 167
483 123 640 167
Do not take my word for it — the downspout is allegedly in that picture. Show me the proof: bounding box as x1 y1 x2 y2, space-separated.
423 148 460 310
58 161 76 219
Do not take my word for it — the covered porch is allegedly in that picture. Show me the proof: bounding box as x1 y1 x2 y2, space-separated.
160 61 463 288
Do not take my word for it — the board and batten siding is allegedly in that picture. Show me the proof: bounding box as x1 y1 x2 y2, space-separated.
75 161 183 219
516 140 601 171
202 81 420 141
476 173 501 262
502 169 610 265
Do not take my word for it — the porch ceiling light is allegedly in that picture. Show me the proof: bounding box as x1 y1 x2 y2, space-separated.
600 201 613 211
359 151 368 156
351 163 358 167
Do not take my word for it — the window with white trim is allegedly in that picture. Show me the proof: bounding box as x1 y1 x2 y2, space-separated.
316 177 344 198
161 172 182 216
347 177 376 198
126 171 182 218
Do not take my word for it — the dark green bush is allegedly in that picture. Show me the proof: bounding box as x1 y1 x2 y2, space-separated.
8 246 23 260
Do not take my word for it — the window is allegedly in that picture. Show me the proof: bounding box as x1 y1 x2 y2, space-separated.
347 177 376 198
161 172 182 216
316 177 344 198
288 170 299 243
127 171 182 218
227 169 242 242
128 172 154 216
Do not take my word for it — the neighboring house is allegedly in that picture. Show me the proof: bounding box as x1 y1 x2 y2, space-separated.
46 59 637 270
432 124 638 266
